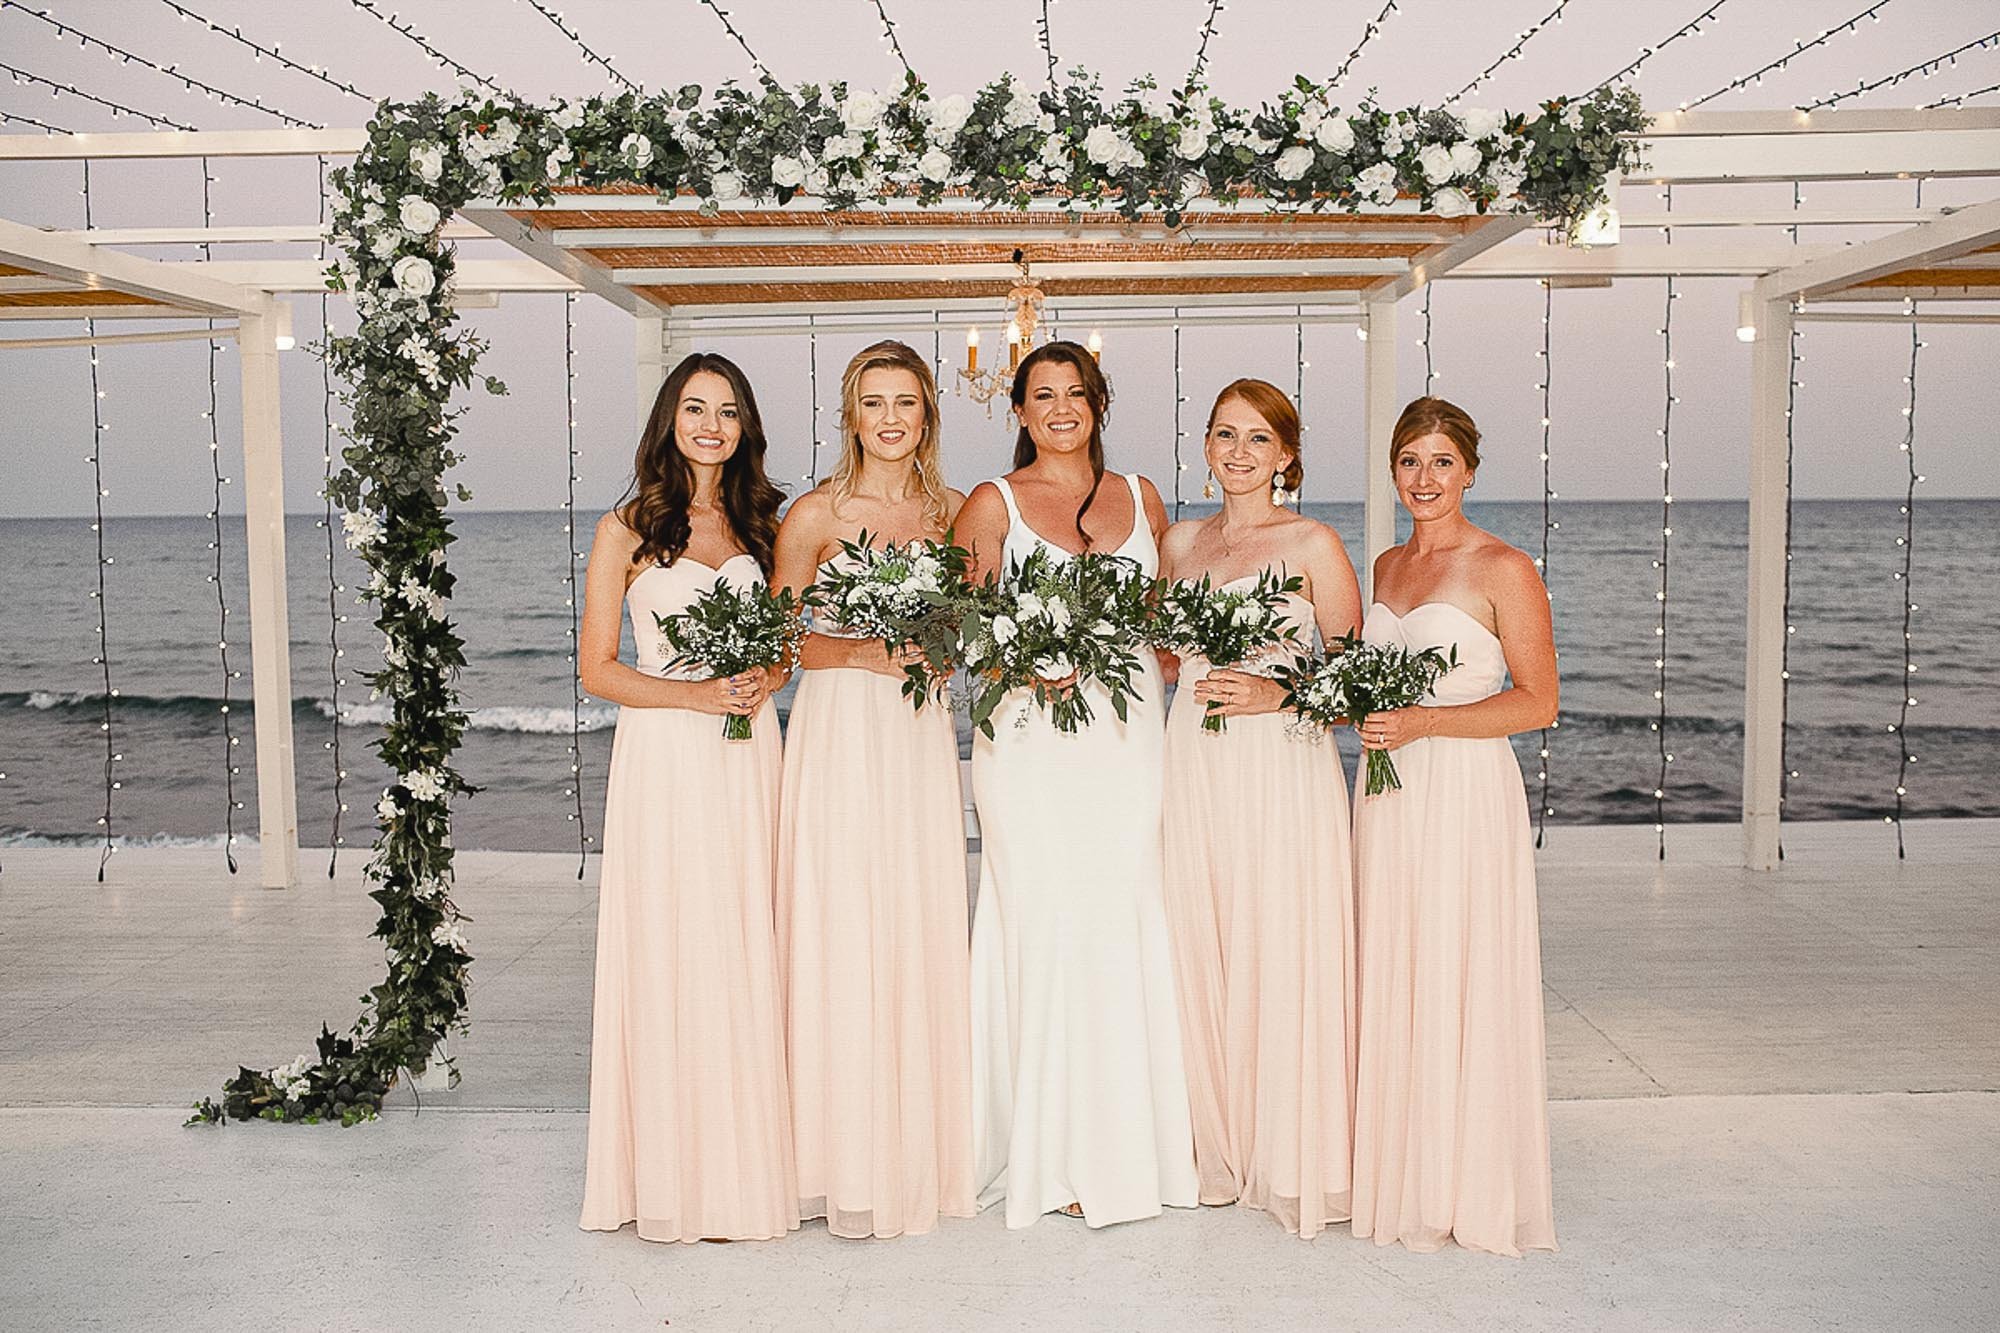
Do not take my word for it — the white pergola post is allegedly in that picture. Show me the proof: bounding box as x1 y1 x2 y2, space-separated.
1742 296 1794 871
634 312 667 433
237 303 299 888
1361 297 1400 600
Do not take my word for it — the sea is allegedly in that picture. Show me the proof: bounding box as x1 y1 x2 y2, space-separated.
2 500 1994 855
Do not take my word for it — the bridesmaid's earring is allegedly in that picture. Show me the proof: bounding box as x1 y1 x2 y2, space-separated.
1202 471 1216 501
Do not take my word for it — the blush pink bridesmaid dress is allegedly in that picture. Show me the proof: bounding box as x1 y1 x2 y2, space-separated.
579 553 799 1243
1161 580 1357 1239
775 558 975 1238
1349 600 1557 1257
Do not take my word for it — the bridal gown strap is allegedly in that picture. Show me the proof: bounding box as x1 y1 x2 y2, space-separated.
777 548 976 1239
580 553 799 1244
1348 599 1557 1256
1161 577 1357 1238
970 471 1200 1229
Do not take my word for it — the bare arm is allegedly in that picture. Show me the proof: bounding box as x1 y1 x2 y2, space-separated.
957 481 1012 587
1135 474 1171 548
577 512 762 715
1308 521 1363 647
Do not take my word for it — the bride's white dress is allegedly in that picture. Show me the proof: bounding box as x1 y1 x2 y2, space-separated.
969 473 1199 1229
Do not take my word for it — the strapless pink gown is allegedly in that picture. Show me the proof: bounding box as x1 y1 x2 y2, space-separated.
580 554 798 1243
1161 584 1356 1239
1349 600 1556 1256
776 593 975 1238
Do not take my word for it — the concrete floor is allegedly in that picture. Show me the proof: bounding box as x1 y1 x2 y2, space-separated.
1 821 1995 1331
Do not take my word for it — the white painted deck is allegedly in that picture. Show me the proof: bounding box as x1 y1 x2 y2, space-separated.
2 821 1995 1330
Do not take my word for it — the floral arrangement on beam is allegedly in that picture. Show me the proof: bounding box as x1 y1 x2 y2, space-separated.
190 70 1643 1127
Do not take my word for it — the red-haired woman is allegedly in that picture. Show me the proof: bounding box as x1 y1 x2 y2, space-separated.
1349 396 1559 1257
1158 378 1362 1239
771 340 975 1238
576 352 797 1244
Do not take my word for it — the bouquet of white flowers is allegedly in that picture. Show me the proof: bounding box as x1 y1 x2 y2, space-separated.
960 547 1154 737
1280 633 1459 794
807 530 974 711
654 576 810 740
1147 569 1305 733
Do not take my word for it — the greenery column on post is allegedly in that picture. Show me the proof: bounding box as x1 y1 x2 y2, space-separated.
191 72 1641 1126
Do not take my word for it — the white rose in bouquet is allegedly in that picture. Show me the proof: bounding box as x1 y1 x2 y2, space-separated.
1416 142 1454 183
841 88 886 131
408 142 445 184
1447 141 1484 179
770 155 807 188
710 171 745 202
918 147 953 183
927 93 972 137
391 254 436 297
397 196 442 235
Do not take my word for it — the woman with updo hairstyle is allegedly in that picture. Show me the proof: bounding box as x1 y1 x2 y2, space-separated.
770 340 974 1238
1347 395 1559 1257
1155 377 1362 1239
577 351 796 1243
952 339 1199 1229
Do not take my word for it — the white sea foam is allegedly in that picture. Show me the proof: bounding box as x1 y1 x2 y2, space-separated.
312 698 620 733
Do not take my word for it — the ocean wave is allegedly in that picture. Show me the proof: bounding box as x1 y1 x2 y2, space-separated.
0 829 234 849
313 699 621 733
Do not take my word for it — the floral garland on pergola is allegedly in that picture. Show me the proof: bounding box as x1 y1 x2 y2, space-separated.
191 71 1642 1126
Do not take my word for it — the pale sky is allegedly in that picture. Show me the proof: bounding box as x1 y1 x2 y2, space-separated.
3 0 1998 519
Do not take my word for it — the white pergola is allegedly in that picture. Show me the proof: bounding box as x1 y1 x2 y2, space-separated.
5 107 1998 884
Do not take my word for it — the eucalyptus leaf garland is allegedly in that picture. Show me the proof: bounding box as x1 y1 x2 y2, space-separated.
191 69 1641 1128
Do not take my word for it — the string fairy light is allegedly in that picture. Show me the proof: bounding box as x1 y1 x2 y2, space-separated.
1650 188 1679 859
1680 1 1892 110
805 314 823 485
1778 181 1805 859
1290 305 1305 511
156 1 374 102
341 0 503 92
77 159 119 880
1419 285 1436 394
0 61 196 130
1183 0 1225 94
1924 78 2000 108
1 2 322 127
1591 0 1733 92
196 157 243 872
1036 0 1060 94
315 156 349 875
517 0 642 94
1 105 74 133
1444 0 1574 106
1888 181 1928 858
1172 305 1186 519
694 0 776 84
1798 29 2000 111
1329 0 1401 93
1533 278 1556 846
562 293 590 877
869 0 917 84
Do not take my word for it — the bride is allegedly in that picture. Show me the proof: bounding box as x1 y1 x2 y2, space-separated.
953 340 1199 1229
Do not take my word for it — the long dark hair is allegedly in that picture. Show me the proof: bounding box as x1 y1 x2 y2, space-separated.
1010 340 1113 549
619 352 785 575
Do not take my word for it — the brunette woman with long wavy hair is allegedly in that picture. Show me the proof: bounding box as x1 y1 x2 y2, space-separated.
576 351 798 1244
770 340 975 1238
953 341 1198 1231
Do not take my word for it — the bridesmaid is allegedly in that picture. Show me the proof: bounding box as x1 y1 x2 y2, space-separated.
1158 379 1362 1240
1349 395 1559 1256
771 340 975 1238
576 352 797 1244
955 341 1199 1229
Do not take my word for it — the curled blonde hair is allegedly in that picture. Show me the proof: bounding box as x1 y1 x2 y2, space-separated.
829 339 950 534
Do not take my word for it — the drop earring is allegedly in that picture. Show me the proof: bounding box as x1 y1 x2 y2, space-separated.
1202 471 1216 501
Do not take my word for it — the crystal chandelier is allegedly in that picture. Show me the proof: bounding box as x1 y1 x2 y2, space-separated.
955 251 1102 414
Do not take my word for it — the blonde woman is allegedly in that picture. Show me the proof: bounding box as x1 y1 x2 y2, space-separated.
771 340 974 1238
